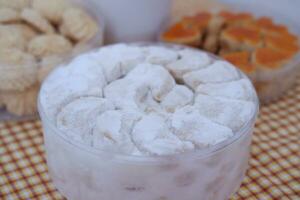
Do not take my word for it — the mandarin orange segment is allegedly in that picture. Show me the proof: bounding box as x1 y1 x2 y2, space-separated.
222 51 255 74
253 47 294 69
162 22 201 46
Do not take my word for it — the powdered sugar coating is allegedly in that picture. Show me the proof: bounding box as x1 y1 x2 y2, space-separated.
196 79 255 101
56 97 114 144
194 94 256 132
166 49 211 82
183 61 241 90
161 85 194 113
131 113 194 155
171 106 234 148
93 109 143 155
40 44 257 156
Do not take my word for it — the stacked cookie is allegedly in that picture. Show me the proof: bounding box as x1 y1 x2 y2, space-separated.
162 11 299 102
0 0 102 116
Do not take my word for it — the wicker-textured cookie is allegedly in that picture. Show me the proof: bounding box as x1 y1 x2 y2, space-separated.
8 23 38 41
21 8 55 34
62 8 98 42
58 23 68 36
0 48 37 91
71 42 94 57
38 55 65 82
0 7 20 23
0 0 31 11
0 25 26 50
28 34 72 59
1 83 40 116
32 0 70 24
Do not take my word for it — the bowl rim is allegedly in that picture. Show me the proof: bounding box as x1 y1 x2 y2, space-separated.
38 42 260 164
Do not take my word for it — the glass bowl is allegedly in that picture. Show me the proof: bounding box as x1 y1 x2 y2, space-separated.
38 43 259 200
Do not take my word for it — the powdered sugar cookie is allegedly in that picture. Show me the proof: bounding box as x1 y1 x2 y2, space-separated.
183 61 241 90
1 83 39 116
0 48 37 91
166 49 211 81
40 62 106 119
161 85 194 113
95 44 145 82
196 79 255 101
127 63 176 101
38 55 65 82
0 8 20 23
57 97 115 143
21 8 55 34
171 106 234 148
28 34 72 59
0 0 31 10
93 109 141 154
132 113 194 155
143 46 179 65
0 25 26 50
194 94 255 131
32 0 70 24
62 8 98 42
104 78 149 111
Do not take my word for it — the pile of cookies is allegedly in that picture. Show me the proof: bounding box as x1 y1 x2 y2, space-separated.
161 11 299 102
0 0 102 117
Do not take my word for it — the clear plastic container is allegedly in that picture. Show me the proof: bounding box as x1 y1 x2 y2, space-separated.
255 57 300 103
0 0 105 121
38 43 259 200
162 2 300 104
224 2 300 103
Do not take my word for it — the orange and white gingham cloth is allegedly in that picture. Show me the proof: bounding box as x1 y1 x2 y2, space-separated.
0 79 299 200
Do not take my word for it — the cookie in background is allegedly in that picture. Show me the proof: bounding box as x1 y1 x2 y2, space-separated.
0 0 104 118
164 4 300 104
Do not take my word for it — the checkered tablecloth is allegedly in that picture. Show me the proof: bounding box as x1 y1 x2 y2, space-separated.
0 79 299 200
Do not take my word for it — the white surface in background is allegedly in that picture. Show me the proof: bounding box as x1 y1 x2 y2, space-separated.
90 0 172 43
